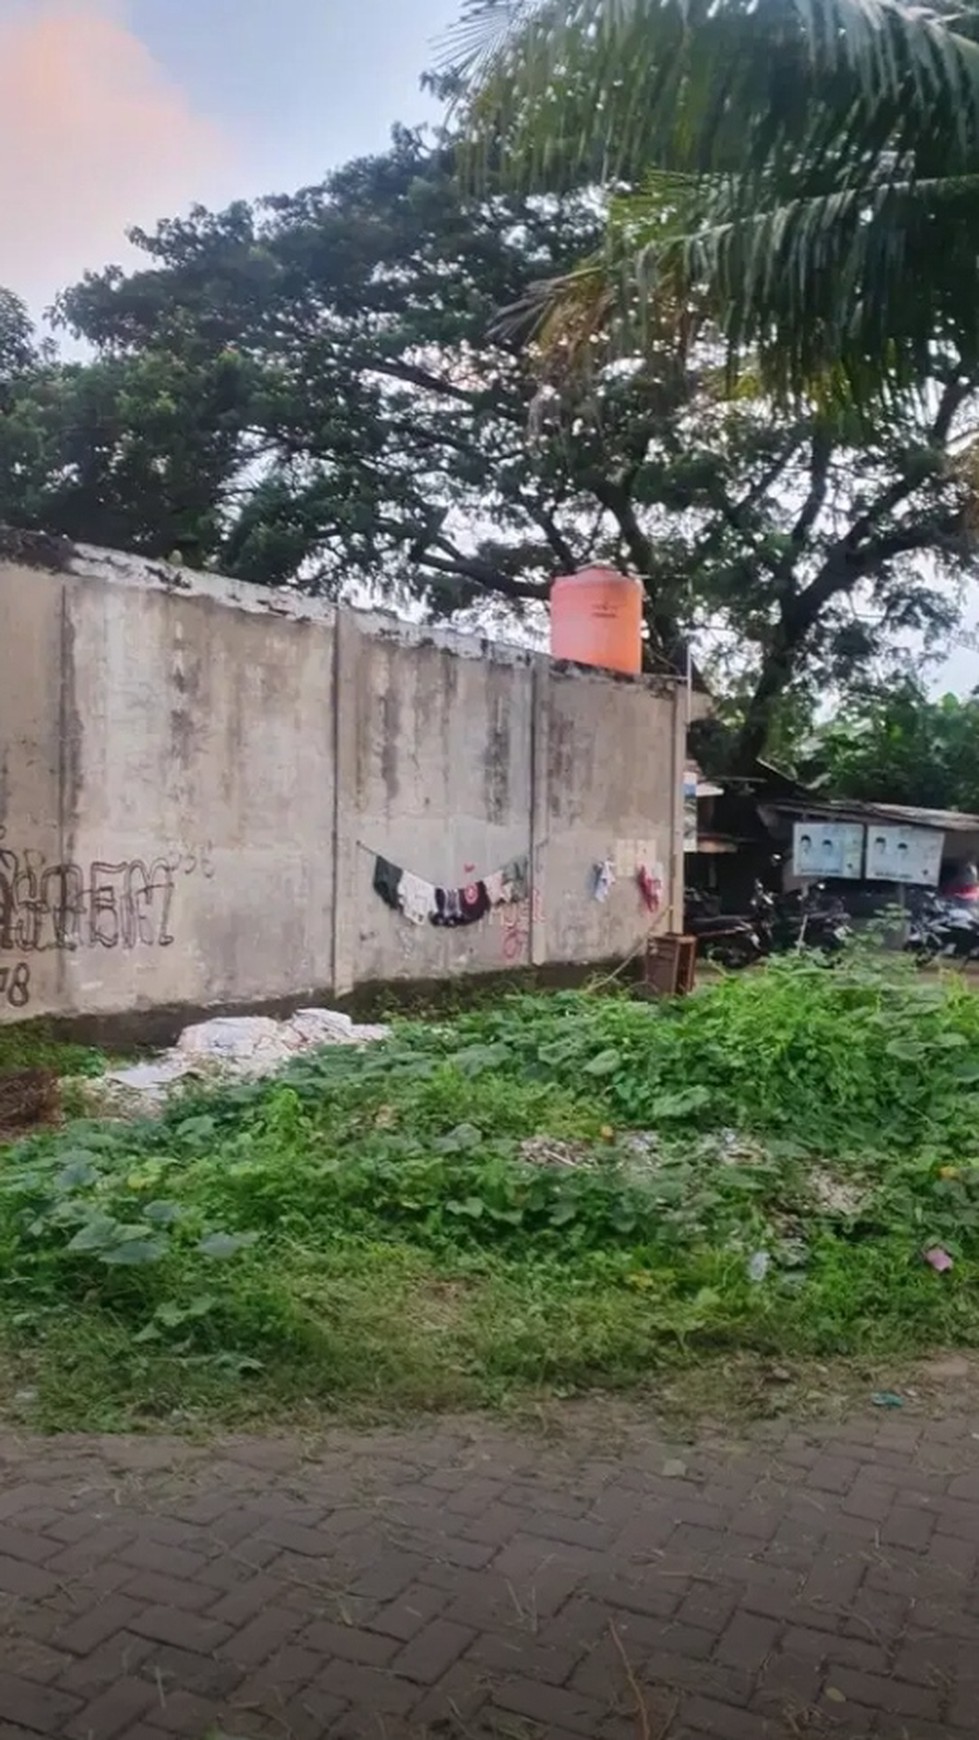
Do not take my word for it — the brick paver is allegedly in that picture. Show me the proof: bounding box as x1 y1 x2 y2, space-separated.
0 1400 978 1737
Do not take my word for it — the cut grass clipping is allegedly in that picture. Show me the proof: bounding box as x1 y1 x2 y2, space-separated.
3 945 979 1429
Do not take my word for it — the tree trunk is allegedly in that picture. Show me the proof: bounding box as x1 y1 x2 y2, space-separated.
732 627 800 773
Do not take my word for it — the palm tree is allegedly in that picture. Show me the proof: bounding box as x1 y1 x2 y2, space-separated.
451 0 979 398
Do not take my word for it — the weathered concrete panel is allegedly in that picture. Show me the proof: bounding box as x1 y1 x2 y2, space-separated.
0 567 66 1014
539 663 681 967
1 557 336 1019
341 613 535 986
1 541 685 1026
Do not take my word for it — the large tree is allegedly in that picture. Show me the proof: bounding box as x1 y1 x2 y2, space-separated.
1 126 976 767
453 0 979 400
8 128 656 619
609 372 976 767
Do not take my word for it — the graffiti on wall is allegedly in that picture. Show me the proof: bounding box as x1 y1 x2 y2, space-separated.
0 838 213 970
497 890 545 963
0 962 31 1010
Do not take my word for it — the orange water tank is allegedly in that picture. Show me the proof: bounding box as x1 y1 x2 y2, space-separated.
549 566 643 676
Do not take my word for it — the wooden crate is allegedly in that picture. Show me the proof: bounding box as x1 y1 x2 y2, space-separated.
645 933 697 997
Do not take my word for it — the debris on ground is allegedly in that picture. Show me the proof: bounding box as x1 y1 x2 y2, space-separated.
871 1391 905 1408
808 1167 869 1218
924 1244 954 1272
519 1135 595 1169
176 1008 388 1068
85 1008 389 1112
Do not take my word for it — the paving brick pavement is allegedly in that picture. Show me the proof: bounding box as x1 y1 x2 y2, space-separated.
0 1401 978 1739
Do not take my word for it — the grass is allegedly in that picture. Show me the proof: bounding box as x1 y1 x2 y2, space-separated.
0 1020 105 1082
4 944 979 1431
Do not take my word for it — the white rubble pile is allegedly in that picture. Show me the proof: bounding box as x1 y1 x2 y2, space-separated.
94 1008 389 1109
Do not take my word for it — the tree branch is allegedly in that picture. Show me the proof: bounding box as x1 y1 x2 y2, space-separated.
799 511 965 632
421 539 548 604
836 380 970 556
352 353 487 407
709 433 807 577
789 425 833 547
584 473 655 574
518 496 577 571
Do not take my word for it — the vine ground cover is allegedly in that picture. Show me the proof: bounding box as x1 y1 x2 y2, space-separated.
2 948 979 1431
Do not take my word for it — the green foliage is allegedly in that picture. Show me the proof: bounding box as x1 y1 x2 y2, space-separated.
805 679 979 814
0 1023 105 1082
3 107 976 765
0 134 614 613
5 950 979 1427
455 0 979 400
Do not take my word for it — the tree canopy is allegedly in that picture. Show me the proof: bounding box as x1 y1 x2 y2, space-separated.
1 115 977 768
804 680 979 815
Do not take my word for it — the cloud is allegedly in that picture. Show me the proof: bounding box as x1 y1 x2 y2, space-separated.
0 0 235 313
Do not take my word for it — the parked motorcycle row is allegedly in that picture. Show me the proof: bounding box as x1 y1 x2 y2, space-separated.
685 879 979 968
683 882 850 968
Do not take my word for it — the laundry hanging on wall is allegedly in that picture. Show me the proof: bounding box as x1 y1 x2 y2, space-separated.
636 863 664 914
592 859 616 903
371 850 529 929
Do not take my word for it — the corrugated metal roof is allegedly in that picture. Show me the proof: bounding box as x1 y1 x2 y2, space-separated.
863 802 979 833
769 797 979 833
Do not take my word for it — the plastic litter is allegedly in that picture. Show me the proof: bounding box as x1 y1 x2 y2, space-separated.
923 1245 954 1273
871 1391 904 1409
83 1008 389 1112
747 1250 771 1282
176 1009 386 1071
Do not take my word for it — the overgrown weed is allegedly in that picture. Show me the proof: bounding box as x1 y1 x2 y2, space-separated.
3 946 979 1430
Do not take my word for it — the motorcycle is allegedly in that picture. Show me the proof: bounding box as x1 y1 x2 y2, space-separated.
753 882 852 955
906 892 979 962
684 880 852 971
683 887 763 968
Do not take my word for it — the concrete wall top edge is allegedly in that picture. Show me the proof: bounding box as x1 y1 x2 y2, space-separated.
0 526 682 696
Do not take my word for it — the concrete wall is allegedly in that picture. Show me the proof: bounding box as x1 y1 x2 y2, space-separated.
0 535 684 1027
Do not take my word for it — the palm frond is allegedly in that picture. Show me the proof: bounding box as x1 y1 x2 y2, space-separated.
451 0 979 183
447 0 979 394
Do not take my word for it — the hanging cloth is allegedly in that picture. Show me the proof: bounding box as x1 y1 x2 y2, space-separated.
593 860 616 903
458 881 490 925
399 871 436 926
499 855 530 904
484 869 506 907
637 865 663 915
431 888 463 927
373 854 403 911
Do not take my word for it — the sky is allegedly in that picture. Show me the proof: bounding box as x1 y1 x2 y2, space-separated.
0 0 455 311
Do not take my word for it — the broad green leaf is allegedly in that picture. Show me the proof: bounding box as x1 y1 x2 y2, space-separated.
197 1231 259 1259
435 1123 484 1154
66 1214 121 1253
101 1238 166 1266
451 1043 512 1076
142 1201 183 1225
446 1197 486 1218
583 1049 621 1077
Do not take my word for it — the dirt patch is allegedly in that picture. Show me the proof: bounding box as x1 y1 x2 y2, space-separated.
0 1067 60 1143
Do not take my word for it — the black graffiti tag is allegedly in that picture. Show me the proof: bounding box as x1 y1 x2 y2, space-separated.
0 848 190 952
